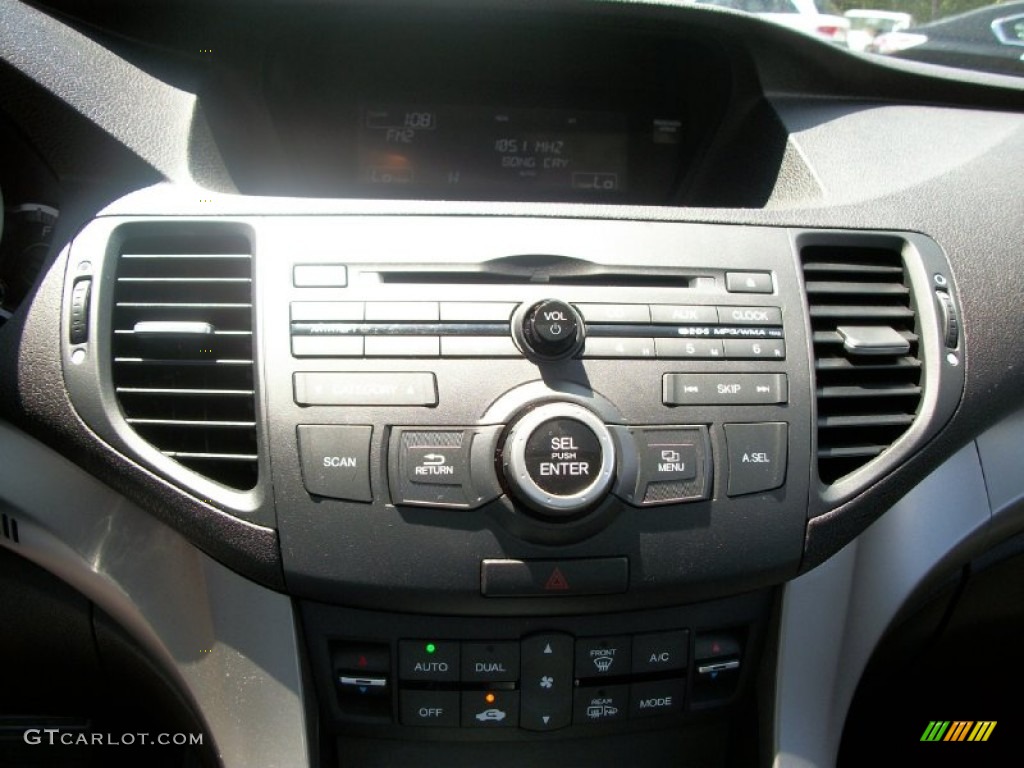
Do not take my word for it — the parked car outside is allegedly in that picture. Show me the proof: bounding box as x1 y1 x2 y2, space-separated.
844 9 914 51
869 0 1024 75
692 0 851 44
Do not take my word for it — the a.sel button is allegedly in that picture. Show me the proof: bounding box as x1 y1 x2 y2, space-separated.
725 422 788 496
296 425 372 502
663 373 787 405
632 630 689 674
400 690 459 727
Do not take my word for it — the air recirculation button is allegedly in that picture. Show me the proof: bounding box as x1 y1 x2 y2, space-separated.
502 403 615 518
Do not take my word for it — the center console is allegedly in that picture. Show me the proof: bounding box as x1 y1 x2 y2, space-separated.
59 210 962 765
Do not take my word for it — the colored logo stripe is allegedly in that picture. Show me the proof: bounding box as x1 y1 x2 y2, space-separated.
922 720 996 742
968 722 997 742
944 721 973 741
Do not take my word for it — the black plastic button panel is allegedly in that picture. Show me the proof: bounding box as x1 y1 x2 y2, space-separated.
288 298 783 360
388 427 504 508
393 628 707 731
614 426 712 507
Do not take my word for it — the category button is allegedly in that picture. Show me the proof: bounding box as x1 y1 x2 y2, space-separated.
631 630 689 675
399 640 460 682
294 372 438 406
725 422 788 496
296 425 372 502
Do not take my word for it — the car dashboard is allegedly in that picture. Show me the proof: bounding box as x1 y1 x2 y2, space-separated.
1 1 1023 767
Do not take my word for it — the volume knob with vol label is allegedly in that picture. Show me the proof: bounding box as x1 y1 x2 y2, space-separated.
520 300 583 360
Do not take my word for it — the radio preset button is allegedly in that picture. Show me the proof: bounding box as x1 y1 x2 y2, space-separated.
723 339 786 359
582 337 655 358
655 338 724 359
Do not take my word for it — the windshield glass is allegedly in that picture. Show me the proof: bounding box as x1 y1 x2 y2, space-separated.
695 0 1024 77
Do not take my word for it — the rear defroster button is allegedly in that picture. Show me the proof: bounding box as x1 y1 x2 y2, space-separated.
502 403 615 517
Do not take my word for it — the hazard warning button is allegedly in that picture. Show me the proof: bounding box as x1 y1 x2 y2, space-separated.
480 558 628 598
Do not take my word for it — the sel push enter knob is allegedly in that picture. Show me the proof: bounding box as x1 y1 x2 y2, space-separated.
520 299 583 360
502 402 616 518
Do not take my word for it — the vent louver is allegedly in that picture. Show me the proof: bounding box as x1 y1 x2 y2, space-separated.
111 234 258 491
802 244 922 485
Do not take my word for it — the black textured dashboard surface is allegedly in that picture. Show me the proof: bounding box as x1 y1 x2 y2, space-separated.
0 0 1022 585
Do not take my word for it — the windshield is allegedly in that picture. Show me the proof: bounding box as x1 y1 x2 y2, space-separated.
695 0 1024 77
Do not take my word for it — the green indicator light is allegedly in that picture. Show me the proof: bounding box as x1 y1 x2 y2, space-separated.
425 643 437 654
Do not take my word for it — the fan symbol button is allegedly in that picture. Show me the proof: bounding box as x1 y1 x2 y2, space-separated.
539 676 554 689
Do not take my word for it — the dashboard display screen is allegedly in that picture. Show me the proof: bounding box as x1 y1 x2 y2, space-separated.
357 105 635 196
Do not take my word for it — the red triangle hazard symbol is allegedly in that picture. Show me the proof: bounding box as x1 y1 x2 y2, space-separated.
545 567 570 591
358 655 368 668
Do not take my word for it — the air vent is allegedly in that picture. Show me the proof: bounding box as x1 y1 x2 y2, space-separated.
111 234 258 491
802 244 922 484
